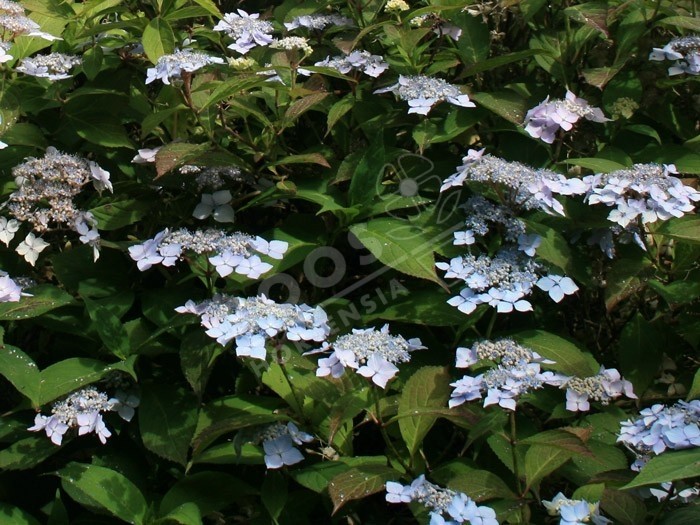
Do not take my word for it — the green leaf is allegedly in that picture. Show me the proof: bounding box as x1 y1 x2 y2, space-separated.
524 444 572 489
660 506 700 525
688 368 700 400
81 45 103 80
0 435 59 470
0 285 75 320
648 279 700 305
617 314 665 396
600 488 646 525
139 383 199 466
191 0 222 17
38 357 137 406
84 297 131 358
520 429 592 456
159 503 201 525
159 471 256 517
349 219 447 286
285 92 329 121
57 462 148 525
623 449 700 489
262 471 287 523
267 152 331 169
155 142 210 178
326 94 354 135
0 342 40 405
456 15 490 65
398 366 452 458
464 49 550 76
524 220 586 281
180 331 224 397
657 15 700 32
362 287 474 326
348 132 386 206
89 199 153 230
471 91 526 124
0 123 48 148
142 17 175 64
431 460 517 501
513 330 598 376
654 216 700 245
563 157 628 173
0 504 40 525
327 464 399 514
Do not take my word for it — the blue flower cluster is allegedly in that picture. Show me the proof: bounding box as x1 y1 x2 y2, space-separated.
618 400 700 469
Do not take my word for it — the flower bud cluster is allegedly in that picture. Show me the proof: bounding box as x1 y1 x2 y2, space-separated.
178 164 249 190
449 339 560 411
28 386 139 446
0 0 61 42
16 52 81 80
313 50 389 78
214 9 274 54
270 36 313 54
386 475 499 524
618 400 700 468
440 149 587 215
375 75 475 115
524 91 608 144
251 422 314 469
145 48 224 85
583 163 700 227
176 294 330 360
456 195 527 245
649 36 700 76
284 14 353 31
306 324 425 388
556 367 637 412
128 228 288 279
4 147 110 263
542 493 611 525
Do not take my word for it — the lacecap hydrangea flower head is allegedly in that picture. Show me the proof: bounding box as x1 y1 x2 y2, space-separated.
542 493 611 525
617 399 700 470
305 324 425 388
524 90 607 144
28 386 138 446
650 35 700 76
128 228 288 280
375 75 475 115
386 475 499 525
176 294 330 360
449 339 561 411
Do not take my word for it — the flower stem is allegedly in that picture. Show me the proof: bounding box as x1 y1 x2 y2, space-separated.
372 387 412 474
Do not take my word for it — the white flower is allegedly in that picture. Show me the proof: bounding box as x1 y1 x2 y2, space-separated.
192 190 235 223
88 161 112 193
536 275 579 302
234 255 272 279
235 333 267 360
0 275 23 302
131 147 161 164
252 237 288 259
16 232 49 266
208 250 242 277
357 353 400 388
263 434 304 469
0 216 20 246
